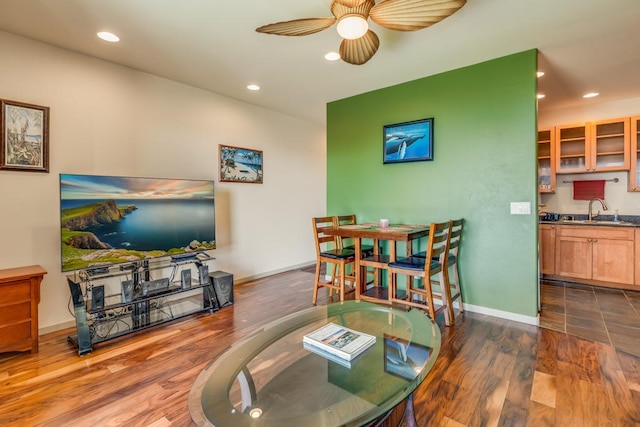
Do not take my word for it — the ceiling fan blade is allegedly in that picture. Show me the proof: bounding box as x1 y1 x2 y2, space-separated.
333 0 369 8
339 30 380 65
370 0 466 31
256 18 336 36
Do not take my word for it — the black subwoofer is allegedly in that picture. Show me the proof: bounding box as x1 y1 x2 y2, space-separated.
209 271 234 308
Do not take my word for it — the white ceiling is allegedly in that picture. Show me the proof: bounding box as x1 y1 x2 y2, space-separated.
0 0 639 125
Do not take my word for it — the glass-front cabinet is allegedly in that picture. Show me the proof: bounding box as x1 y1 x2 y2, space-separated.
556 117 630 174
630 116 640 191
592 118 630 171
537 129 556 192
556 123 589 173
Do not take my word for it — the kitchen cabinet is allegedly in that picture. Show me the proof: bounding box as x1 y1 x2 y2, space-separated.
555 117 630 174
629 116 640 191
539 223 555 274
636 229 640 286
555 225 634 285
537 129 556 193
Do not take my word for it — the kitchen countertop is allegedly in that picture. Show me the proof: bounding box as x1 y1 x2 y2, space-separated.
539 213 640 227
539 220 638 227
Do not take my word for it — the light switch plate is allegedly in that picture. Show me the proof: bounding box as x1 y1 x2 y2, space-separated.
510 202 531 215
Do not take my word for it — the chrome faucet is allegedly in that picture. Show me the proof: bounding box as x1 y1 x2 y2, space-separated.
588 198 608 221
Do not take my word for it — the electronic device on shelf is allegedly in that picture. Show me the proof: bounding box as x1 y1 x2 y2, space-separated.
66 256 223 356
86 266 110 276
171 252 198 262
121 280 134 303
92 285 105 310
140 277 170 297
181 269 191 290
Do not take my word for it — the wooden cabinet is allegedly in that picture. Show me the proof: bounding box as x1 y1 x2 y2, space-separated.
0 265 47 354
636 229 640 286
629 116 640 191
539 224 556 274
537 129 556 192
555 117 630 174
555 225 634 285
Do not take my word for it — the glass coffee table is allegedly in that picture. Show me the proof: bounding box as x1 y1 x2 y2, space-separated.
189 301 440 427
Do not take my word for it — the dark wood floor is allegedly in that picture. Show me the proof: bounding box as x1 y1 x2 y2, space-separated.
1 269 639 426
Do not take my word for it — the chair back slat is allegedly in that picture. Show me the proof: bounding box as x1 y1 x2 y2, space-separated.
333 214 356 249
448 219 463 258
424 221 451 274
312 216 337 255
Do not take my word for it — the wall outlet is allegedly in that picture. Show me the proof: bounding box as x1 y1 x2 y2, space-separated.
510 202 531 215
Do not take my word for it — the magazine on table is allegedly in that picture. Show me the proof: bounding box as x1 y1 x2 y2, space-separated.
303 322 376 361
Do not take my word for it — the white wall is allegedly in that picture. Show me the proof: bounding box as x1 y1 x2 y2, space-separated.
0 31 326 331
538 97 640 215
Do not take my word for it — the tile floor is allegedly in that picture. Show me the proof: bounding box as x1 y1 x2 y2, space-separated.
540 279 640 356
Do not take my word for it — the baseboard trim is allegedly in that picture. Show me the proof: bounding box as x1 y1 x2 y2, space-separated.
463 303 539 326
39 320 76 336
234 261 316 285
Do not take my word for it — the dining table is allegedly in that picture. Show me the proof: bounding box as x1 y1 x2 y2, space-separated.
325 222 430 304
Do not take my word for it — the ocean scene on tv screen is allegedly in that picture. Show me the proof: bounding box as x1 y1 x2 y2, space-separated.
60 174 216 272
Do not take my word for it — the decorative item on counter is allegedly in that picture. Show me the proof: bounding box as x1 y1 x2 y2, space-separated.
380 219 389 228
573 180 605 200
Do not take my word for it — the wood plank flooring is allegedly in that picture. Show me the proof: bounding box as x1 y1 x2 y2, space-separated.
1 269 639 426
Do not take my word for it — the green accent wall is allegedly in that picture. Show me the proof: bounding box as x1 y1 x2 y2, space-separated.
326 50 539 318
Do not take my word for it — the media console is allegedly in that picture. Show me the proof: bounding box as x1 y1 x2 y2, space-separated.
67 254 226 356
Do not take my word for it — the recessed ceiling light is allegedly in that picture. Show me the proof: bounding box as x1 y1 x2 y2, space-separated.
583 92 599 98
247 84 261 91
537 94 545 99
97 31 120 43
325 52 340 61
536 71 545 78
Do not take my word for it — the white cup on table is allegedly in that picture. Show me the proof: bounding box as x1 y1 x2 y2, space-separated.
380 219 389 228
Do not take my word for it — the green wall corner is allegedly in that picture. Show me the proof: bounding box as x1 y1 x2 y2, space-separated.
326 50 539 318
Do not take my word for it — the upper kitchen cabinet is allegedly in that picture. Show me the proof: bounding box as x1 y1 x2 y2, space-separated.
556 117 630 174
537 128 556 192
629 116 640 191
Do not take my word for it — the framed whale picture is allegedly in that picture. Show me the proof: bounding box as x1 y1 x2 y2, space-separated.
383 118 433 164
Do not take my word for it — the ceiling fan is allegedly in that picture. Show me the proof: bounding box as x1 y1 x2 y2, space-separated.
256 0 467 65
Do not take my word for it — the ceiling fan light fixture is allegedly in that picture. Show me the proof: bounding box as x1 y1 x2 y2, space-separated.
336 15 368 39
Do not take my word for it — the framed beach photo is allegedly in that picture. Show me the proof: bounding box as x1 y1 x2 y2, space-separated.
0 99 50 172
219 144 263 184
383 118 433 164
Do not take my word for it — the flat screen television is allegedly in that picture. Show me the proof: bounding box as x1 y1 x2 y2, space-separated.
60 173 216 272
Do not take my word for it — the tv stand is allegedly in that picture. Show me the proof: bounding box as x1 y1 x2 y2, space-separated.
67 256 218 356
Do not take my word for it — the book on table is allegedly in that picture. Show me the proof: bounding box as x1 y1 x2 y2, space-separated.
303 322 376 362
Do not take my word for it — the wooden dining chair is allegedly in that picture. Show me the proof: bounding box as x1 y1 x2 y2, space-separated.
387 221 453 325
445 219 464 320
311 216 356 305
333 214 375 257
413 219 464 324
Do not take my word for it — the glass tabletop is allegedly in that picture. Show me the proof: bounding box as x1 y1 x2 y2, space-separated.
189 301 441 427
